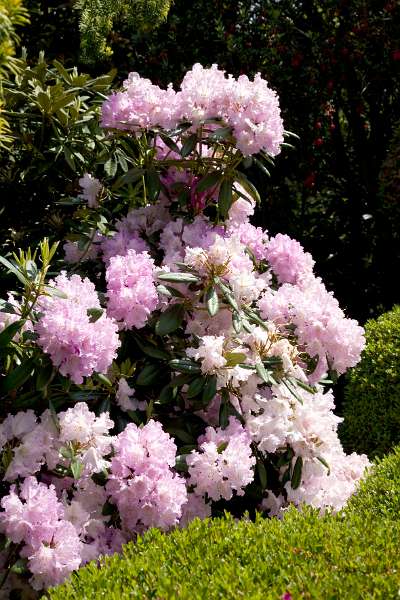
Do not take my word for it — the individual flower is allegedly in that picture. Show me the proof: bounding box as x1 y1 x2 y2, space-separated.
78 173 102 208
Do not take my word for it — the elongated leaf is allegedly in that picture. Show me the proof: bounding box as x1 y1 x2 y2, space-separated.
146 168 161 202
218 178 233 218
232 311 242 333
202 375 217 405
169 358 201 374
196 171 221 193
0 319 25 347
158 272 199 284
257 461 268 489
180 134 198 158
0 300 16 314
136 364 161 386
219 400 229 429
156 284 185 298
156 303 185 336
1 358 35 393
209 126 233 141
160 133 181 155
187 376 206 399
0 256 29 286
291 456 303 489
255 362 271 385
71 459 83 480
233 170 261 205
206 286 219 317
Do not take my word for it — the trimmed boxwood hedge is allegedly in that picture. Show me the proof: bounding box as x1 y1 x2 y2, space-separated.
340 305 400 458
48 448 400 600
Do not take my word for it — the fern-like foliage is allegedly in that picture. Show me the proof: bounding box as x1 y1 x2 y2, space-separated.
76 0 173 64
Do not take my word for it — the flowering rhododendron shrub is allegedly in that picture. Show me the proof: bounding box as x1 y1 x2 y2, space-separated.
0 65 369 592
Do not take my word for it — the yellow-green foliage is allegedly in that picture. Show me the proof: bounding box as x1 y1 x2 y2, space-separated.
76 0 173 64
49 449 400 600
0 0 29 76
340 306 400 458
0 0 29 148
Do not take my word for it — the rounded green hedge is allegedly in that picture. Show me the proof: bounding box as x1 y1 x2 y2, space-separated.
340 305 400 458
48 449 400 600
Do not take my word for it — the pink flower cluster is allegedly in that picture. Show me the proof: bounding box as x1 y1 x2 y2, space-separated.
0 406 188 589
187 418 255 501
107 420 187 532
35 272 120 383
0 477 81 590
105 249 158 329
101 64 284 156
258 277 365 382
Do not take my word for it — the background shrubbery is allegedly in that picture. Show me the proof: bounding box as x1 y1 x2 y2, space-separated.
340 305 400 458
48 447 400 600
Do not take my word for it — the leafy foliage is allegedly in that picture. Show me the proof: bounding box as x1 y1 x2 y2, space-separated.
76 0 174 64
48 448 400 600
0 0 29 77
340 306 400 458
0 54 118 253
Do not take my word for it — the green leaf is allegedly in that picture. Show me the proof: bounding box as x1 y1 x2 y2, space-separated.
0 256 29 286
317 455 331 475
233 171 261 205
87 308 104 323
225 352 247 367
160 133 181 155
44 285 68 299
219 400 229 429
291 456 303 489
156 303 185 336
232 311 242 333
113 168 144 189
104 157 118 177
0 357 35 393
209 126 233 141
158 272 199 284
146 168 161 202
71 459 84 480
255 362 271 385
158 384 175 404
257 461 268 490
0 319 25 347
0 299 16 314
95 373 113 388
169 358 201 374
196 171 222 193
36 363 54 391
202 375 217 405
175 454 189 473
186 377 206 398
206 286 219 317
217 280 239 312
180 133 198 158
217 441 229 454
218 178 233 218
156 284 185 298
136 364 161 386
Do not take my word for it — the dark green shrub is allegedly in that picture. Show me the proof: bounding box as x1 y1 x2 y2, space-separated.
48 449 400 600
340 306 400 458
346 445 400 520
